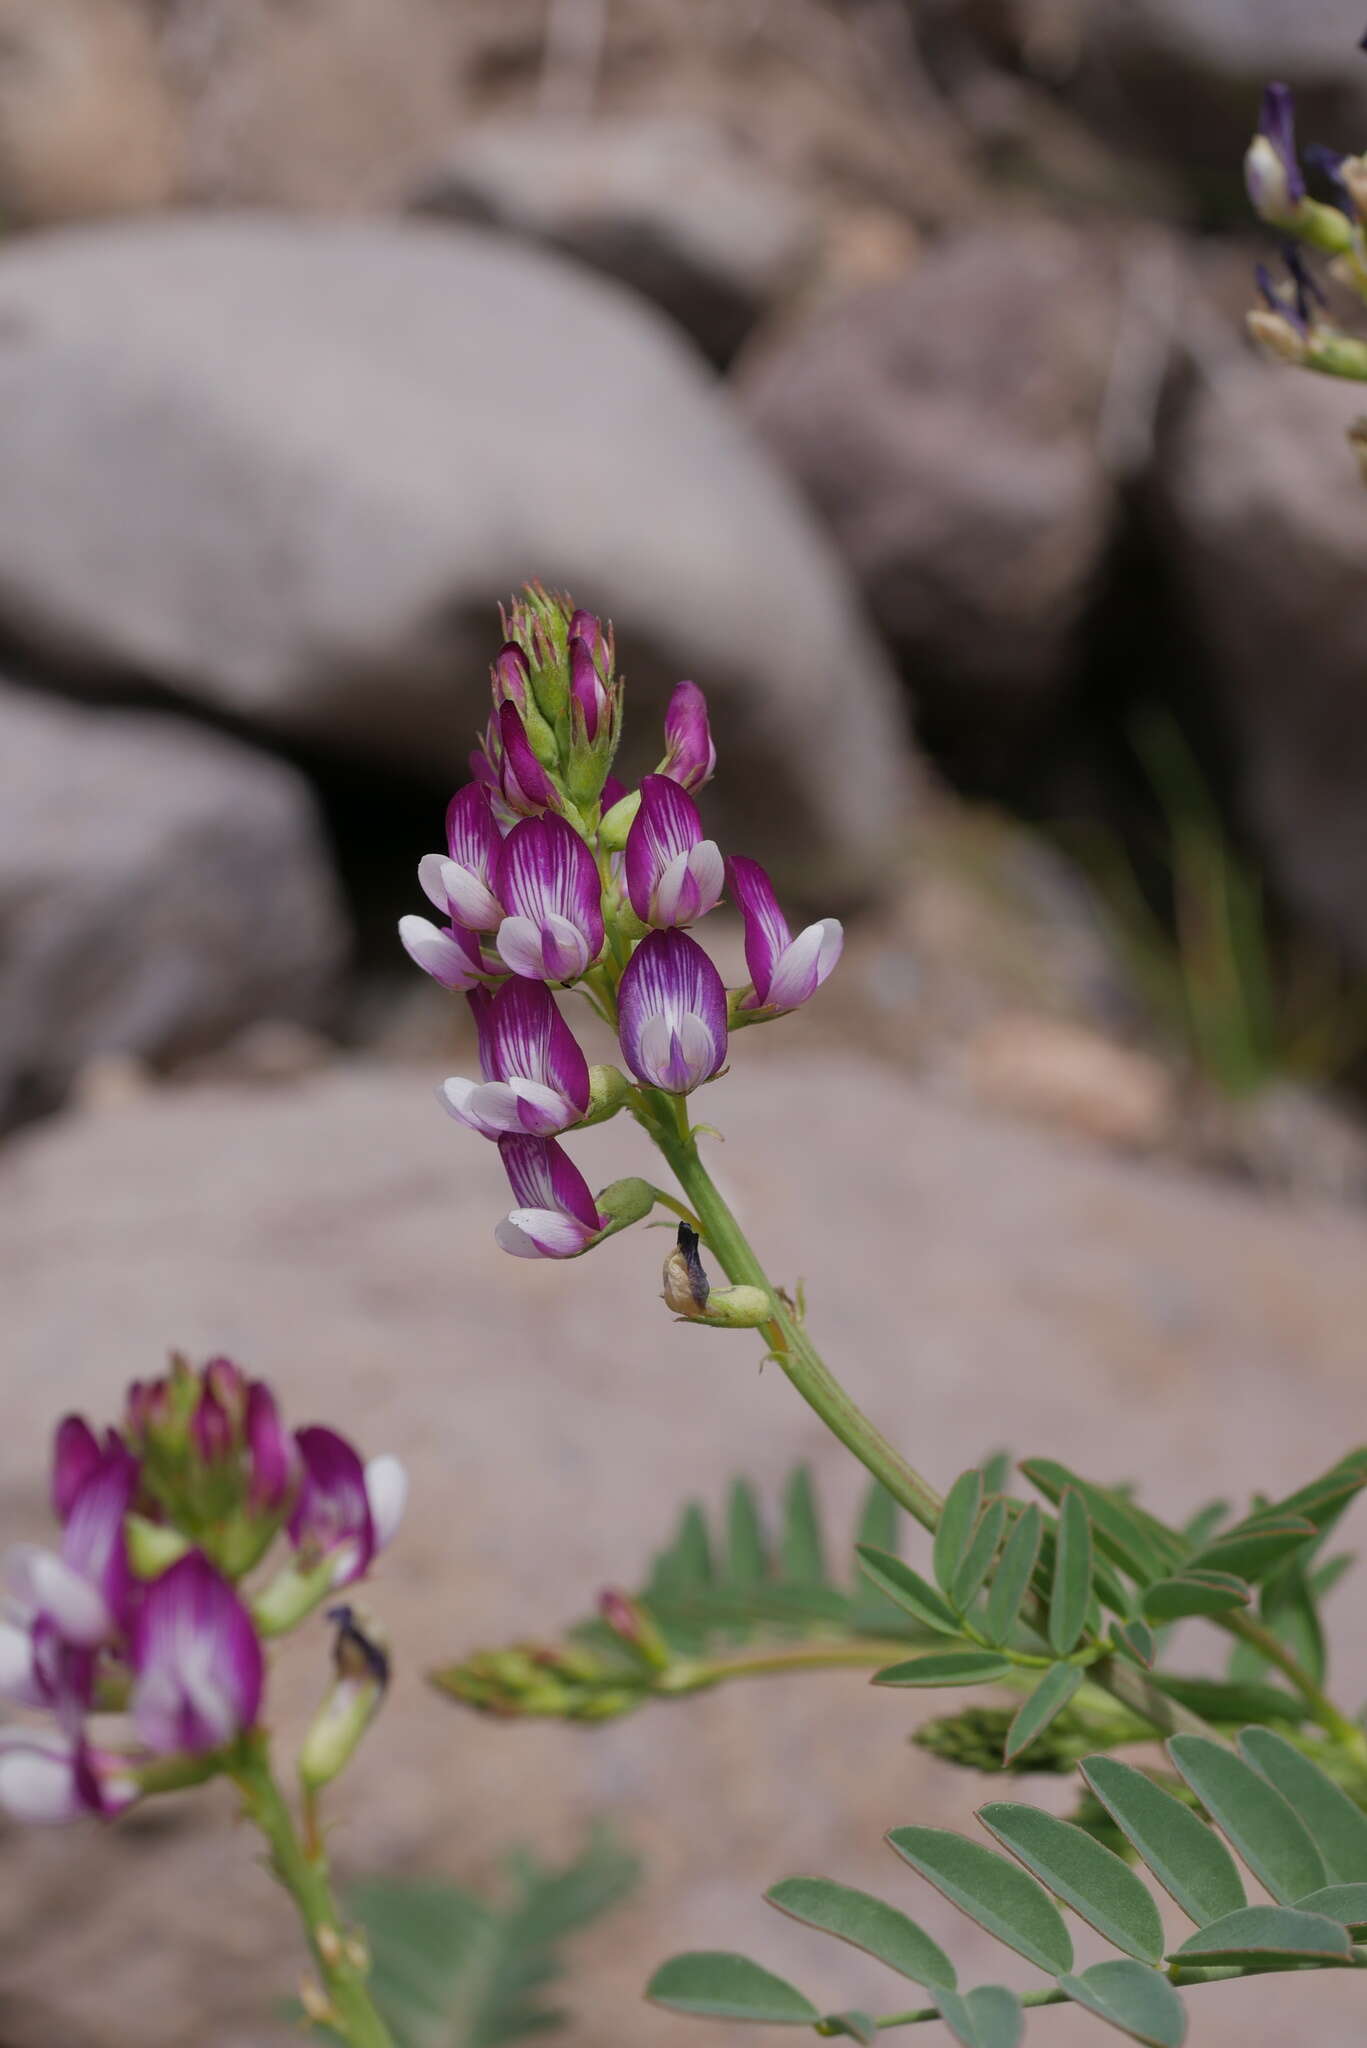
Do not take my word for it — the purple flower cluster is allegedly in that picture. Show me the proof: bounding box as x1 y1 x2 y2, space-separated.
0 1358 404 1826
400 589 844 1260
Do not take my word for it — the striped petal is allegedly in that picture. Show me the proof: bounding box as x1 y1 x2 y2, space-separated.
617 930 727 1093
497 1133 605 1250
624 776 722 927
398 915 487 991
656 680 716 794
6 1545 112 1649
726 856 791 1004
495 815 603 980
438 783 505 930
0 1729 137 1825
131 1552 264 1756
498 702 559 815
289 1427 376 1589
51 1416 102 1525
766 918 845 1010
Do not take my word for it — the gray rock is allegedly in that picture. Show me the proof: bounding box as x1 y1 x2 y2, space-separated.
0 684 348 1120
1161 354 1367 967
412 113 816 366
0 214 911 901
743 222 1171 778
1 1048 1365 2044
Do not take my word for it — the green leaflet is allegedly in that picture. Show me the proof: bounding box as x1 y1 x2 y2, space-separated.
1057 1962 1186 2048
765 1877 956 1991
1140 1573 1249 1623
1237 1727 1367 1886
1049 1491 1093 1656
1020 1460 1182 1585
1166 1736 1326 1905
983 1503 1042 1646
853 1480 900 1570
856 1546 961 1637
933 1986 1023 2048
1295 1884 1367 1935
978 1804 1165 1964
1003 1664 1085 1765
782 1467 826 1582
645 1952 819 2024
1189 1518 1315 1584
953 1499 1009 1613
1171 1904 1351 1966
873 1650 1012 1688
1080 1756 1246 1926
886 1826 1073 1975
819 2013 877 2044
725 1479 766 1588
935 1471 986 1596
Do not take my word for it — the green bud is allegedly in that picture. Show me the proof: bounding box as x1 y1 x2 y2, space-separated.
599 789 641 850
126 1513 193 1580
583 1064 631 1125
596 1176 656 1236
252 1555 336 1637
299 1610 389 1791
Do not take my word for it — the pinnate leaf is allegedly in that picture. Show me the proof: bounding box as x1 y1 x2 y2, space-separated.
1237 1727 1367 1886
1080 1756 1246 1926
1171 1904 1351 1966
1003 1663 1084 1765
885 1826 1073 1974
1058 1962 1186 2048
1166 1735 1326 1905
766 1878 955 1991
978 1803 1164 1963
646 1952 819 2024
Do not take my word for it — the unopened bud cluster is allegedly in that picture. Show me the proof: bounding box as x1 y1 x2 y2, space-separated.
0 1356 405 1826
400 586 844 1265
1243 77 1367 394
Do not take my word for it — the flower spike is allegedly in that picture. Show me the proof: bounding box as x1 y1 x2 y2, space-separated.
495 1134 607 1258
441 980 591 1139
727 855 843 1012
616 929 728 1093
624 775 724 928
495 813 604 982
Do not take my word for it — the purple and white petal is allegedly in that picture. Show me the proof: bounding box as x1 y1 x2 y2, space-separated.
492 641 531 710
616 930 728 1094
0 1729 136 1825
725 856 791 1005
657 681 716 795
398 915 487 992
495 1208 599 1258
289 1426 376 1589
498 702 559 816
60 1441 137 1631
569 634 609 742
624 777 722 928
765 918 845 1010
246 1382 295 1510
0 1621 43 1707
5 1545 112 1647
51 1417 103 1524
486 979 589 1109
131 1552 265 1756
439 784 505 930
495 815 603 980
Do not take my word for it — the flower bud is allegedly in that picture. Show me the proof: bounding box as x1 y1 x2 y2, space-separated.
663 1223 710 1316
298 1606 389 1791
1246 308 1309 364
583 1064 631 1125
600 788 641 850
126 1514 193 1581
594 1176 656 1236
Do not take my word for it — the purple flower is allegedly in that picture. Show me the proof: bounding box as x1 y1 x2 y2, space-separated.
191 1384 233 1465
569 632 610 743
418 784 505 934
497 701 560 816
492 640 532 710
616 929 728 1093
245 1381 295 1510
398 912 489 991
656 681 716 795
441 980 590 1139
495 1134 607 1259
727 856 843 1012
1246 81 1305 216
495 814 604 982
51 1416 102 1524
130 1552 264 1756
624 775 724 928
0 1728 137 1825
5 1440 138 1653
289 1428 406 1590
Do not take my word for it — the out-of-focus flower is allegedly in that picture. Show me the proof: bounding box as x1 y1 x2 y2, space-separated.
727 856 843 1013
1245 81 1305 218
497 701 561 817
418 784 505 934
616 929 727 1093
441 980 591 1139
624 776 724 928
0 1728 138 1825
4 1438 137 1665
298 1605 390 1791
656 681 715 795
495 1134 607 1259
131 1551 264 1755
495 814 604 982
51 1417 103 1524
245 1382 295 1511
288 1429 406 1593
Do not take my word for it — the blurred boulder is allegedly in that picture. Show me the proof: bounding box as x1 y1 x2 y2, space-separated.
0 684 348 1123
0 0 182 225
411 113 816 366
0 215 910 900
1160 355 1367 969
2 1052 1366 2044
743 221 1176 782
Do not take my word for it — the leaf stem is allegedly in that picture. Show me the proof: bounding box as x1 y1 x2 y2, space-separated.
661 1639 930 1692
1218 1610 1367 1756
228 1734 393 2048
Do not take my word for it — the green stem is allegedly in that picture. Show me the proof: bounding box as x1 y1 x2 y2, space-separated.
1220 1611 1367 1756
861 1967 1278 2033
661 1639 924 1693
642 1096 943 1535
229 1735 392 2048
